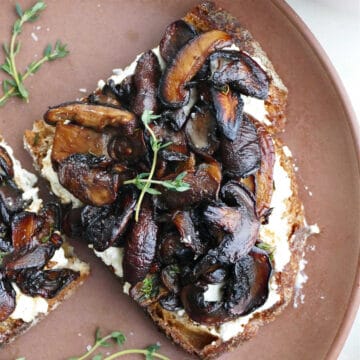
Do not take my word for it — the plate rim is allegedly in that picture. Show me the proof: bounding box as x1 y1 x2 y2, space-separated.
271 1 360 358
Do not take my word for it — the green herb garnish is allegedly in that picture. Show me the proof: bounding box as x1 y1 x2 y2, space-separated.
0 251 9 264
68 328 169 360
124 110 190 221
256 241 275 261
141 277 155 300
0 1 69 107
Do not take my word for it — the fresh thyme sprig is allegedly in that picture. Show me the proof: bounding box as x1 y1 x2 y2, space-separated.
124 110 190 222
0 1 70 106
68 328 169 360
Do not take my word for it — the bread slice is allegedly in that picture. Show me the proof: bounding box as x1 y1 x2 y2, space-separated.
0 136 90 345
23 1 318 358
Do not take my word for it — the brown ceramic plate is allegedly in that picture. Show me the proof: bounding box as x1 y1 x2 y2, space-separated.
0 0 359 359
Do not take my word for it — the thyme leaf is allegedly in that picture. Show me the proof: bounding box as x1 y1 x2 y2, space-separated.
0 1 69 107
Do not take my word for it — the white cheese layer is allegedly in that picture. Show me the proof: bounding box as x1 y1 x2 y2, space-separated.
0 140 42 212
94 246 124 278
10 284 49 323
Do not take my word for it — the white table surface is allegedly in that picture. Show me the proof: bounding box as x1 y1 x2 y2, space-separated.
286 1 360 359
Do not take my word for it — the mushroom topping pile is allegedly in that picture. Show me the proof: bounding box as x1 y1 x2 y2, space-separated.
53 21 276 325
0 146 79 321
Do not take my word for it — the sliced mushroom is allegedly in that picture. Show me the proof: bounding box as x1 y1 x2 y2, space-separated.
203 204 242 243
0 181 26 223
132 50 161 116
180 283 229 325
159 30 232 108
221 114 261 178
161 264 180 294
159 20 197 63
57 154 120 206
82 188 137 251
87 88 122 108
123 197 158 285
0 275 15 321
11 212 42 251
0 222 12 252
172 211 204 254
151 122 189 161
3 243 56 275
0 146 14 179
210 50 269 99
158 232 193 266
211 87 243 141
159 293 182 311
44 102 137 134
185 107 219 155
107 129 147 165
51 122 110 166
158 157 221 210
223 247 271 316
14 268 79 299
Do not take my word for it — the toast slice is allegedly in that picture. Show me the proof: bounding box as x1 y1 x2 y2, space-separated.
24 1 318 358
0 136 89 345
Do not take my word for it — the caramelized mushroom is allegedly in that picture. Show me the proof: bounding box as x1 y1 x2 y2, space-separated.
221 114 261 178
185 107 219 155
44 102 137 133
158 232 193 266
159 293 182 311
0 181 26 223
82 188 137 251
132 51 161 116
51 122 110 166
210 50 269 99
172 211 204 254
11 212 41 251
211 87 243 141
158 157 221 209
180 283 229 325
159 30 232 108
108 130 147 165
123 197 158 285
159 20 197 63
161 264 180 293
0 275 15 321
15 268 79 299
0 146 14 179
87 88 122 107
223 247 271 316
57 154 120 206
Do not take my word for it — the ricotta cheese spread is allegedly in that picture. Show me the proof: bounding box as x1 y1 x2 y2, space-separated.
10 284 49 323
94 246 124 278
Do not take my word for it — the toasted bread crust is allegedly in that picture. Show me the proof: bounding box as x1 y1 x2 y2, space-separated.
23 2 312 359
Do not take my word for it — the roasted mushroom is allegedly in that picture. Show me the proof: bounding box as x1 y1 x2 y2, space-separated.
82 188 137 251
123 197 158 285
159 20 197 63
0 146 14 179
44 102 137 133
158 157 221 209
159 30 232 108
14 268 79 299
57 154 120 206
223 247 272 316
0 275 15 321
221 114 261 178
210 50 269 99
132 51 161 116
185 107 219 155
211 87 243 141
51 122 110 166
